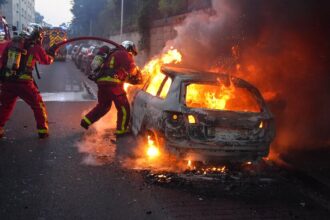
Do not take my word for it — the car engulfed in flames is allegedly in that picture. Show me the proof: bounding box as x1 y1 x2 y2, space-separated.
130 50 275 163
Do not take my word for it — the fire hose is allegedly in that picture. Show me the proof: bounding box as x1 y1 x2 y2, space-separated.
47 36 122 57
46 36 143 85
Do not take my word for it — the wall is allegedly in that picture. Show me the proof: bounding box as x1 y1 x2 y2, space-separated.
109 14 187 66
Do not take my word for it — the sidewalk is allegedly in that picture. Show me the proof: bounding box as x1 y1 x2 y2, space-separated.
68 58 98 99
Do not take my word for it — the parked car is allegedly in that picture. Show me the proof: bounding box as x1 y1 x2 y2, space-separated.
70 45 79 58
81 46 98 74
130 66 275 163
71 44 81 62
72 44 88 65
75 47 89 69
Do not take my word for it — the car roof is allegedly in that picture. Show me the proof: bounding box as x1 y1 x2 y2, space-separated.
161 66 230 81
161 66 263 95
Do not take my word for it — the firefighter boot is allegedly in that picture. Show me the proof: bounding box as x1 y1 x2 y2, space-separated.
80 119 90 130
114 129 131 138
38 132 49 139
0 127 4 139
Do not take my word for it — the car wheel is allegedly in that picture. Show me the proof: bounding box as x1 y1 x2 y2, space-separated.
137 127 154 142
131 115 146 136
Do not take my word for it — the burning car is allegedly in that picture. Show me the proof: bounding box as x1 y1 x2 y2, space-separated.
131 66 275 163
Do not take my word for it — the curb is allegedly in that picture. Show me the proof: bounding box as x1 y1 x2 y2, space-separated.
83 80 97 100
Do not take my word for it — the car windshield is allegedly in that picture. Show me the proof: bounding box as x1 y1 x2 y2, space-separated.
185 82 261 113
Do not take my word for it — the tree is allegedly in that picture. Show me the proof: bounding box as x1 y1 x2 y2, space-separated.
137 0 159 52
59 22 69 29
94 0 122 37
158 0 187 16
35 11 44 24
71 0 108 36
87 0 140 37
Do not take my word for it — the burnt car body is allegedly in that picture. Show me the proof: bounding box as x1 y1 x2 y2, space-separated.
131 67 275 162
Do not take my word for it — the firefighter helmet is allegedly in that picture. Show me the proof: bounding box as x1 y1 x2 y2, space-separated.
99 45 110 54
121 40 138 56
29 25 44 43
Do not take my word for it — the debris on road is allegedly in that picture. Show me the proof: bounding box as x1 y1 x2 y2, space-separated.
140 160 278 195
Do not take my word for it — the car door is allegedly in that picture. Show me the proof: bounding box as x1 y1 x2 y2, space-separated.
131 72 172 135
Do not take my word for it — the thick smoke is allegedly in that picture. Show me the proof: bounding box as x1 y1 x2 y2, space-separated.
165 0 330 152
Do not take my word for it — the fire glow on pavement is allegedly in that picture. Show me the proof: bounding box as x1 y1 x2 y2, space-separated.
146 135 160 159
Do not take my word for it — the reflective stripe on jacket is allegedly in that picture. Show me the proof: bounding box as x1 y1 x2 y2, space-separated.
7 44 53 81
97 48 137 84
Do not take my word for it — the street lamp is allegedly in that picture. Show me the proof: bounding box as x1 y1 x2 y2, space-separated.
19 0 22 32
120 0 124 41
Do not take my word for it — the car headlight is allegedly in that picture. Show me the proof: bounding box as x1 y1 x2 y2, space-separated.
188 115 196 124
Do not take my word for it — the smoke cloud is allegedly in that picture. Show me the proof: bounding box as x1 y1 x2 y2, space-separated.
165 0 330 152
76 110 117 166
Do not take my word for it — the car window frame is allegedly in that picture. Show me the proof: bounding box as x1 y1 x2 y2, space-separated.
181 80 262 113
158 76 173 99
143 72 172 100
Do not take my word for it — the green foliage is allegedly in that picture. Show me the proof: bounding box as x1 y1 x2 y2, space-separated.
137 0 159 52
35 12 44 24
71 0 140 37
158 0 186 16
71 0 108 36
97 0 159 52
70 0 191 52
96 0 122 36
100 0 140 35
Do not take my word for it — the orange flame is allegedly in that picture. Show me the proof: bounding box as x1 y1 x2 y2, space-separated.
125 47 263 169
140 48 259 113
125 49 181 93
141 48 182 96
146 135 160 159
143 48 182 77
186 78 260 112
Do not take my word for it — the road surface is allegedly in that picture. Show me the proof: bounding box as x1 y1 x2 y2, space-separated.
0 60 329 219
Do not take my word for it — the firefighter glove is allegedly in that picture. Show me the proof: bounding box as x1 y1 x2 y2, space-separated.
47 45 58 57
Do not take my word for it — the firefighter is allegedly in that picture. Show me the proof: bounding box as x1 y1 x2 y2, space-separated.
0 27 54 139
80 41 142 136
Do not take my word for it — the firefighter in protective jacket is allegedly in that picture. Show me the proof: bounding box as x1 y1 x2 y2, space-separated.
0 27 54 139
80 41 142 136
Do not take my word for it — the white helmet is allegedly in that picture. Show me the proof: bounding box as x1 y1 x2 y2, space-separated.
121 40 138 56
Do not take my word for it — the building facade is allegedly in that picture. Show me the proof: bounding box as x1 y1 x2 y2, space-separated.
0 0 35 32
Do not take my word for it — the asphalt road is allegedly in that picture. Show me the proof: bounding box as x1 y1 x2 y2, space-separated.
0 61 329 219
